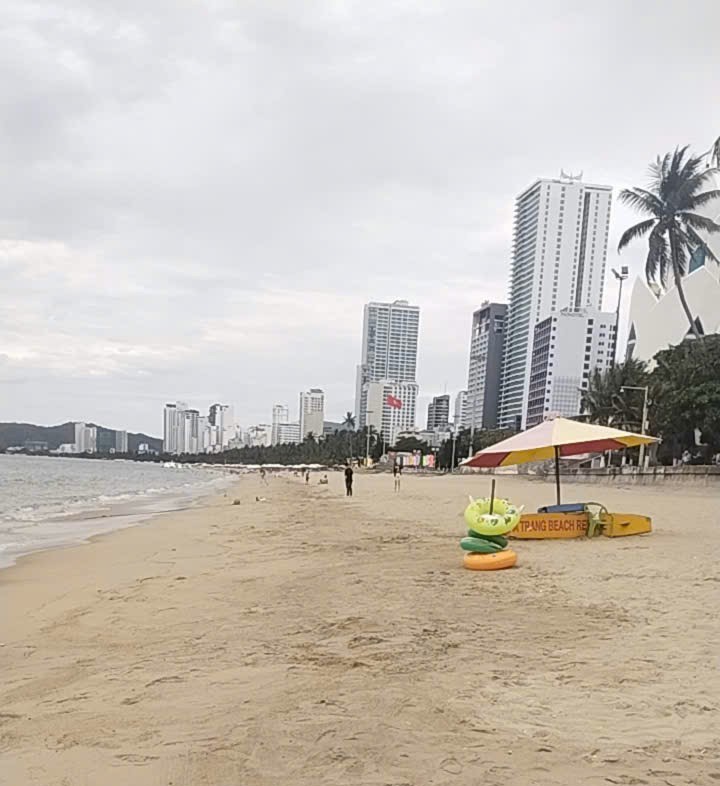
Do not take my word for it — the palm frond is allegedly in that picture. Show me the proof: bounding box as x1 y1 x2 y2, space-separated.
683 187 720 212
647 226 670 289
678 211 720 234
617 218 656 251
674 169 720 208
668 229 688 280
713 135 720 168
680 226 720 265
618 187 664 216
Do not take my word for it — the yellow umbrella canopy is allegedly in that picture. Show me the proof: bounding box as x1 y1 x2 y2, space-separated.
462 418 658 503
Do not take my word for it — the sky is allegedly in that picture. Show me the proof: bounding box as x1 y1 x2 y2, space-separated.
1 0 720 436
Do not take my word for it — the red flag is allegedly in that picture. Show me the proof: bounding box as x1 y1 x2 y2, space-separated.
386 394 402 409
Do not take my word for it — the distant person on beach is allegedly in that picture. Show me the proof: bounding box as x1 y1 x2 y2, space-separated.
344 465 354 497
305 469 310 484
259 467 267 484
393 462 402 492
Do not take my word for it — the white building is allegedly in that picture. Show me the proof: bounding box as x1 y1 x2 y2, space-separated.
453 391 467 429
245 424 272 447
114 430 128 453
526 308 616 428
626 254 720 364
271 404 289 445
355 300 420 432
74 422 97 454
365 379 419 445
277 422 301 444
426 394 450 430
465 302 507 432
498 175 612 430
163 402 187 454
209 404 234 448
299 388 325 439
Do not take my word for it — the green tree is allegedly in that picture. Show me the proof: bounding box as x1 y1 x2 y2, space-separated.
618 146 720 338
650 334 720 461
581 358 650 429
392 436 430 454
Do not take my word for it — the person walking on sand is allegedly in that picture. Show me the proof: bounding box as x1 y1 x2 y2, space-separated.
305 469 310 485
344 464 354 497
393 462 402 492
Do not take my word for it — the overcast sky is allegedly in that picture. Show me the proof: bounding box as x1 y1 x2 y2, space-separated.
1 0 719 435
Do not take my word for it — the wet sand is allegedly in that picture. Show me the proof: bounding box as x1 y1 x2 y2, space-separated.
1 473 719 785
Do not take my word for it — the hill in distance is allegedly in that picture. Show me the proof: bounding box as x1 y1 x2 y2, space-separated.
0 422 162 453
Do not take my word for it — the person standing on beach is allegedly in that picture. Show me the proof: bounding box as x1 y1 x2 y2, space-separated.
344 465 354 497
393 462 402 492
305 469 310 485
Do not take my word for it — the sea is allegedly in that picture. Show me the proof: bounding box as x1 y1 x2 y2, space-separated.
0 454 231 569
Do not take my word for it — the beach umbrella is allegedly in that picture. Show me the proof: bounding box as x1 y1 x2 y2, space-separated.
462 418 658 504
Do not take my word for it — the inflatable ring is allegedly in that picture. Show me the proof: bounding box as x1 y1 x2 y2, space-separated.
464 496 523 536
463 549 517 571
460 536 504 553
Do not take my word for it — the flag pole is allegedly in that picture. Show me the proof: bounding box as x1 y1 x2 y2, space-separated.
554 445 561 505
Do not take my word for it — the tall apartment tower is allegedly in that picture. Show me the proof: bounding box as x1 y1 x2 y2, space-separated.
271 404 289 446
453 390 467 429
355 300 420 439
465 302 507 432
299 388 325 439
497 175 612 430
426 395 450 430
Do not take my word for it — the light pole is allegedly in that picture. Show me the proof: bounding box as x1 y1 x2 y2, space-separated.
450 426 458 472
467 392 477 460
611 266 629 366
621 385 649 469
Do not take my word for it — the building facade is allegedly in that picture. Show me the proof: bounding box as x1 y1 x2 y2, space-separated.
625 257 720 364
74 423 97 454
453 390 467 429
497 175 612 430
526 308 616 428
365 379 419 445
465 302 507 432
299 389 325 439
426 394 450 430
271 404 290 446
355 299 420 433
277 422 301 444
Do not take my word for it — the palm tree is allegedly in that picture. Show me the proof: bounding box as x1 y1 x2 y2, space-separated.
581 358 649 429
618 146 720 338
342 412 355 460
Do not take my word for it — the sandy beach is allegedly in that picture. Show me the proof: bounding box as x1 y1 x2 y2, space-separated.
1 472 719 785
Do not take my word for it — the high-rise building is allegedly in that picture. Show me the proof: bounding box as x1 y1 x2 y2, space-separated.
271 404 289 445
114 430 128 453
426 394 450 430
453 390 467 429
277 422 301 444
245 424 272 447
497 175 612 430
177 409 200 454
299 389 325 439
465 302 507 432
526 308 616 428
163 402 187 454
209 404 234 448
366 379 419 445
73 422 97 454
355 299 420 434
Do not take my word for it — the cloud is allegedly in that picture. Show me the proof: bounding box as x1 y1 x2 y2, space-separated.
1 0 719 433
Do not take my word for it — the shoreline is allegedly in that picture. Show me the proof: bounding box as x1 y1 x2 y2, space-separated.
0 469 235 571
2 473 718 785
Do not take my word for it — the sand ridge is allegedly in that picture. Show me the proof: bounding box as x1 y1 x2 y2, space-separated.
1 473 719 785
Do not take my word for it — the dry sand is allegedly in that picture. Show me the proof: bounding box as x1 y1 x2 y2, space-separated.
1 472 719 785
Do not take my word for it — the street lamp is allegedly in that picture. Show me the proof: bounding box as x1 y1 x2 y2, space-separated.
611 266 629 365
450 426 458 473
621 385 649 469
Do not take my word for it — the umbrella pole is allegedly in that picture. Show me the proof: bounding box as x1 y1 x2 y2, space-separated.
489 478 496 514
554 446 561 505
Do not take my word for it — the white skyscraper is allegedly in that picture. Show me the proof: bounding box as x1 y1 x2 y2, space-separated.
526 308 616 427
209 404 234 448
453 390 467 429
498 175 612 430
73 422 97 454
365 380 419 445
299 389 325 439
355 300 420 436
271 404 289 446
